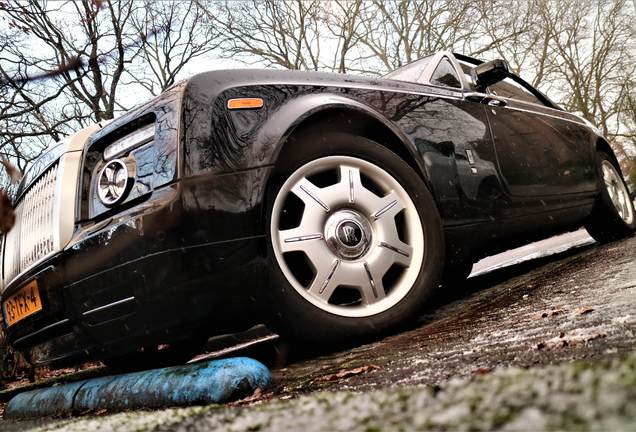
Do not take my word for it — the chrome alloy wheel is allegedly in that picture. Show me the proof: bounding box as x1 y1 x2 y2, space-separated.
270 156 425 318
602 160 634 225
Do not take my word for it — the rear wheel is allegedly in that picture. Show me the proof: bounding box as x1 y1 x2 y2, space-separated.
265 133 444 344
585 152 636 243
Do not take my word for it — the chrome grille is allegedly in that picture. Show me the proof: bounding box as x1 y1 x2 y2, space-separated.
3 163 59 283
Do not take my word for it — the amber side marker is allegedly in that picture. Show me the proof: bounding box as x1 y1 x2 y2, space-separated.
227 98 264 109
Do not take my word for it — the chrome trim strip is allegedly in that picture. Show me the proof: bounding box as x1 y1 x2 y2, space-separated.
296 77 464 101
13 318 70 346
81 296 136 316
462 91 587 127
499 103 586 127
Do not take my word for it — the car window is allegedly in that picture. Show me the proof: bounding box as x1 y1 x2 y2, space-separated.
430 58 462 89
489 77 543 105
384 55 433 83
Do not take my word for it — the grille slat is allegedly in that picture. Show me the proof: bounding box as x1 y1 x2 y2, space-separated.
3 163 59 282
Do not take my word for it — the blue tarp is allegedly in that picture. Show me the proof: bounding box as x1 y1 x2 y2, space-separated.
5 357 270 419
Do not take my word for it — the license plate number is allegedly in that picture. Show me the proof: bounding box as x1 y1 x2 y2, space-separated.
3 280 43 327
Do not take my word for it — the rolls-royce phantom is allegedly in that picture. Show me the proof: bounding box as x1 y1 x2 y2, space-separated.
2 51 634 369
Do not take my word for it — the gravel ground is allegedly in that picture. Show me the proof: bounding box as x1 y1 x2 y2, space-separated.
2 232 635 431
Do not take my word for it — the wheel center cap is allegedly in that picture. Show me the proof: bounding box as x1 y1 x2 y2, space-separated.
324 210 372 259
337 221 363 247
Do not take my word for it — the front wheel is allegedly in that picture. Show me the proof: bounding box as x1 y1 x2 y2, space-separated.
265 133 444 345
585 152 636 243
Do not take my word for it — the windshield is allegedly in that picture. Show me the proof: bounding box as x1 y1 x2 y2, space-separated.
383 55 434 83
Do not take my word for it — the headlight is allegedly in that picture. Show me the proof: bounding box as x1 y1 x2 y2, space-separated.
97 158 136 206
103 124 155 160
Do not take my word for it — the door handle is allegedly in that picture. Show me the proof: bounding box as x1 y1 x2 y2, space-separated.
485 97 507 107
464 92 507 107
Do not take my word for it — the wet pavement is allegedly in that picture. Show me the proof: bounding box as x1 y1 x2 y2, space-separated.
2 230 635 431
269 230 634 396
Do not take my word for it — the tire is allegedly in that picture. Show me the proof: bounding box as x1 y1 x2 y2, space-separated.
265 133 444 345
103 339 203 372
585 151 636 243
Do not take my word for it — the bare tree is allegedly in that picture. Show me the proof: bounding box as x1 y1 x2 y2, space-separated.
1 0 634 180
0 0 142 123
348 0 479 73
0 0 217 183
131 0 220 95
324 0 364 74
530 0 635 149
205 0 538 76
206 0 325 70
0 27 61 162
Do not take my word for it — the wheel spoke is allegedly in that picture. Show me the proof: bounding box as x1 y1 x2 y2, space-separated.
278 227 324 253
365 247 395 282
308 258 340 301
339 164 362 205
378 241 413 267
371 191 405 221
373 200 413 268
362 262 386 303
292 177 330 212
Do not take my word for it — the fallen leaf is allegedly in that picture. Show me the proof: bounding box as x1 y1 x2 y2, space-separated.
317 364 379 382
535 329 606 350
228 387 269 406
536 307 566 320
536 338 568 350
575 307 594 315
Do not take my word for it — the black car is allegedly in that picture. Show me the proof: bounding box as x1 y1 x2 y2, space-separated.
2 51 634 369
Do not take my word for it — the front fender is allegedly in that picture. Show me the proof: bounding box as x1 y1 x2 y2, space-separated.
182 79 424 180
252 93 422 171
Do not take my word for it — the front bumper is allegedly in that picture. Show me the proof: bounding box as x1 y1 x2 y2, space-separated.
2 168 270 366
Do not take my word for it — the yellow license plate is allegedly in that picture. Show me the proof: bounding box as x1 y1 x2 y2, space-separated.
3 280 43 327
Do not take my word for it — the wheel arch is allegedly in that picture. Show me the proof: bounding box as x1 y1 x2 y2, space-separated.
259 94 430 189
596 137 620 168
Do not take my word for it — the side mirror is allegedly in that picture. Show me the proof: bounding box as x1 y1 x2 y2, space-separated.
472 59 509 90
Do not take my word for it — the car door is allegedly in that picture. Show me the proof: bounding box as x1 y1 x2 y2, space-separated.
481 76 597 198
419 56 506 219
382 52 502 227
